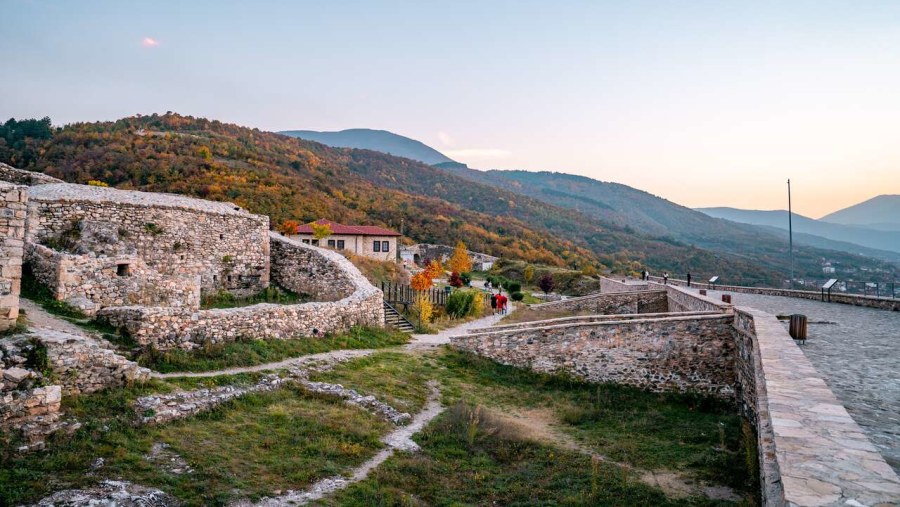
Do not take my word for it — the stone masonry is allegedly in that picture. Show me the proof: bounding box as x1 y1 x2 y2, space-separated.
599 276 652 293
0 162 62 186
0 182 26 331
25 182 270 298
98 233 384 351
528 289 669 314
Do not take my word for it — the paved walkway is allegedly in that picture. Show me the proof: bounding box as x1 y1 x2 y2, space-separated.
19 299 91 336
709 289 900 474
406 305 515 349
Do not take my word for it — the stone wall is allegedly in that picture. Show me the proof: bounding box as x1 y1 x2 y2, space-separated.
25 183 270 297
452 314 737 399
41 330 150 395
528 289 668 315
471 310 720 334
650 275 899 312
98 234 384 351
0 182 26 331
732 307 900 506
664 284 732 313
0 163 62 186
26 243 200 314
599 276 651 293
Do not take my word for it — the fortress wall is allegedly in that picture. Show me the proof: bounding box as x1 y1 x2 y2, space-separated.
599 276 651 293
26 243 200 314
468 310 721 334
452 314 737 399
665 283 733 313
733 307 900 506
0 163 62 186
650 275 899 312
25 183 270 297
98 235 384 351
527 289 669 314
0 182 27 331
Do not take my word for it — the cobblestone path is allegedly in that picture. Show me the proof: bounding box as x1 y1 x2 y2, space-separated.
708 289 900 473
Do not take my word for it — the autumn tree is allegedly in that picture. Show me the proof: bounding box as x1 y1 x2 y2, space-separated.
523 265 535 285
310 221 333 240
411 271 433 291
425 259 443 279
449 240 473 274
448 271 464 288
538 273 555 294
278 219 300 235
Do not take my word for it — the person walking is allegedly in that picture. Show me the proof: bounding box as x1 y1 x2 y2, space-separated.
490 293 498 315
687 273 692 287
498 292 507 315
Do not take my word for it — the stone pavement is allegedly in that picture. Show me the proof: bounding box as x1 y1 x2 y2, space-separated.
710 289 900 475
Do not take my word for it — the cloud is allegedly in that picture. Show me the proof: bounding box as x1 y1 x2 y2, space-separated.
443 148 512 160
142 37 160 48
437 131 456 147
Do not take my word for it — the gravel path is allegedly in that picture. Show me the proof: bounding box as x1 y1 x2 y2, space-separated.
708 289 900 473
19 298 91 336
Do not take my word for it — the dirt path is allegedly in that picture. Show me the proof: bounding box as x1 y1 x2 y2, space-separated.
232 382 444 507
19 298 92 336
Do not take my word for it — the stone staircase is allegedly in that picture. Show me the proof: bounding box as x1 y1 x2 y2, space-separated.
383 301 415 333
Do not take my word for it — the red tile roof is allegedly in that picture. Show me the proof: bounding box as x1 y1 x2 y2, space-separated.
294 219 401 237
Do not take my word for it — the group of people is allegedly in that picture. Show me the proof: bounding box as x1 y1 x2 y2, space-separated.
490 292 508 315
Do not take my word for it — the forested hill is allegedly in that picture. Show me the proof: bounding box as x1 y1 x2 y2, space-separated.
0 113 855 284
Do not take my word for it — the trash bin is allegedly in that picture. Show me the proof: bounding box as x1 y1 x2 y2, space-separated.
789 314 808 343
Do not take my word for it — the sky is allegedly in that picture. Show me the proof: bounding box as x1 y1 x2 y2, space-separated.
2 0 899 218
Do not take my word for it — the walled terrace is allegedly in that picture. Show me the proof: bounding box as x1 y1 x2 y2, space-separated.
1 165 385 451
452 284 900 506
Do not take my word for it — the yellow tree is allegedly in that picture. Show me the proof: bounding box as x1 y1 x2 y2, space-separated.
523 265 535 284
310 221 333 241
449 241 473 274
425 259 444 279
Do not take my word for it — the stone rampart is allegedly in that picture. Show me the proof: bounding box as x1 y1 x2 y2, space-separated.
528 289 668 314
469 310 720 334
733 307 900 506
25 183 270 297
98 234 384 351
664 283 733 313
0 163 62 186
599 276 651 293
650 275 899 312
452 314 737 399
0 182 26 331
26 243 200 314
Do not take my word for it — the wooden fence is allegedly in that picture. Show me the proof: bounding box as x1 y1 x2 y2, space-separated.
381 281 448 307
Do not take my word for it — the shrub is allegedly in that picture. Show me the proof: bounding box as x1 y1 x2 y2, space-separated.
446 289 482 318
511 291 524 301
507 282 522 293
538 273 555 294
459 272 472 286
448 271 464 288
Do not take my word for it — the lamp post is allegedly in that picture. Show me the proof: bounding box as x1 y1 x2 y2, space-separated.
788 179 794 290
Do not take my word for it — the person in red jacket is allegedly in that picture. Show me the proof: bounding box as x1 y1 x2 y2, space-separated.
497 292 508 315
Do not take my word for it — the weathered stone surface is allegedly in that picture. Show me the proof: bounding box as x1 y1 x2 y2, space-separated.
529 289 669 314
29 479 179 506
453 314 738 399
0 181 26 331
0 163 62 186
665 284 733 313
599 276 652 293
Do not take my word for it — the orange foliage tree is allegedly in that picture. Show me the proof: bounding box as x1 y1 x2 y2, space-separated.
448 240 473 274
410 271 433 291
278 219 300 235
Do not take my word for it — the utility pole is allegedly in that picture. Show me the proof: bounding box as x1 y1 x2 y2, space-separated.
788 179 794 290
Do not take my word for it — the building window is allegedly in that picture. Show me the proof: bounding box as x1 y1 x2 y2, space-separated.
337 240 345 249
116 263 130 276
302 239 310 244
373 241 381 252
381 241 390 252
327 239 336 247
312 239 319 246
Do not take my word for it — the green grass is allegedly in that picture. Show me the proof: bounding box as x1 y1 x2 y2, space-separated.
137 326 410 373
200 286 307 310
315 349 759 500
325 402 731 506
0 383 390 506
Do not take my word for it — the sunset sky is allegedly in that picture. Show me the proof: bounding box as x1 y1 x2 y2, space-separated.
3 0 899 217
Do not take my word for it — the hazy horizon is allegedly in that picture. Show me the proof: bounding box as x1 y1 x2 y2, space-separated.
3 0 899 218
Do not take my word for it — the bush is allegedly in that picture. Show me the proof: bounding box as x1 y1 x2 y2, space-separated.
507 282 521 293
460 272 472 286
448 271 464 288
446 289 482 319
538 273 555 294
511 291 524 301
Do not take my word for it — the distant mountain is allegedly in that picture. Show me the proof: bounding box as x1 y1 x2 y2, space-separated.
279 128 457 166
821 195 900 231
697 207 900 256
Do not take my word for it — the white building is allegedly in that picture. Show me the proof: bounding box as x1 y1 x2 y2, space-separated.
291 219 400 262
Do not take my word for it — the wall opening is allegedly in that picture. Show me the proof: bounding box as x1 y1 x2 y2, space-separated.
116 263 131 277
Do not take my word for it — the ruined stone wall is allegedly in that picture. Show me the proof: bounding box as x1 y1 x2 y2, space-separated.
732 307 900 506
665 284 732 313
26 243 200 314
599 277 651 293
0 163 62 186
451 314 737 399
98 234 384 351
0 182 26 331
25 183 270 297
528 290 668 315
40 330 150 395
